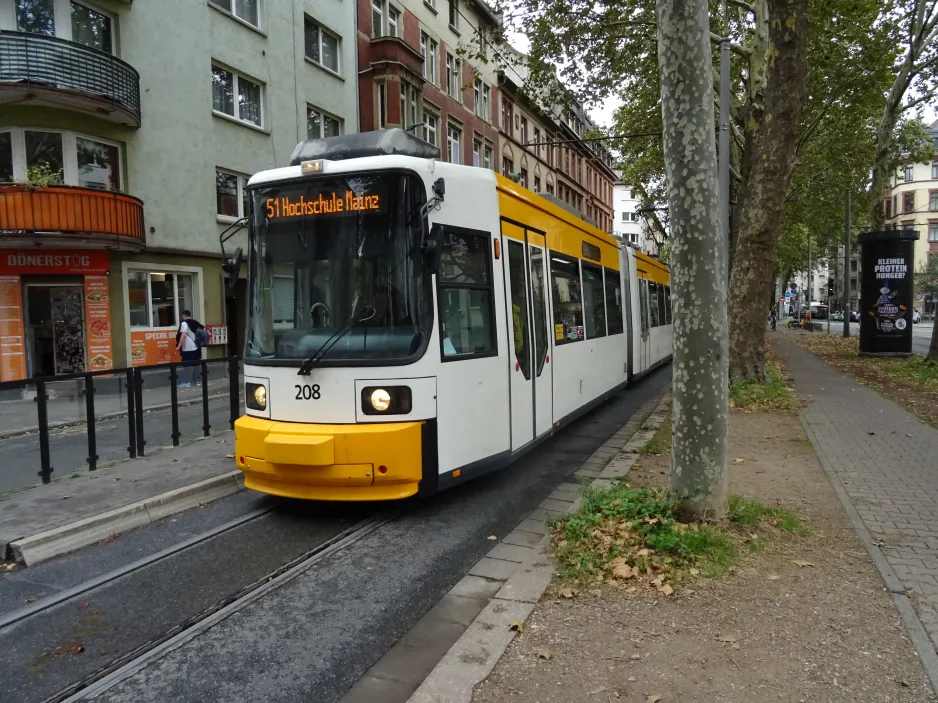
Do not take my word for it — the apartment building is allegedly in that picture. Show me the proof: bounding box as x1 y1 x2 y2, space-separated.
496 50 616 234
357 0 500 166
613 181 645 249
883 119 938 270
0 0 357 379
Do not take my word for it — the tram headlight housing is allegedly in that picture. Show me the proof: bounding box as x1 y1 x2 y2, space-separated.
246 382 267 410
361 386 412 415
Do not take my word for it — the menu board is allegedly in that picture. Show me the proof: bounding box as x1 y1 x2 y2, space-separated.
0 276 26 382
129 329 182 366
84 276 114 371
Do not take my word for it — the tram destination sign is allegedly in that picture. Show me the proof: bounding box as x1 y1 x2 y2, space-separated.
264 190 383 220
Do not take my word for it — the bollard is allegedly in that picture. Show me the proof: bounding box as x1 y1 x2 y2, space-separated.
169 364 180 446
125 368 136 459
133 367 145 456
201 361 210 437
36 380 53 484
85 374 98 471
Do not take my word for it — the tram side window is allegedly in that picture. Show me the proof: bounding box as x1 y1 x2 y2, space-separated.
438 229 496 357
605 268 624 335
657 284 667 327
582 263 606 339
648 281 660 327
551 255 583 344
664 286 673 325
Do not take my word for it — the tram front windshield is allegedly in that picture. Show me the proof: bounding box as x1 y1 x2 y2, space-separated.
246 172 431 362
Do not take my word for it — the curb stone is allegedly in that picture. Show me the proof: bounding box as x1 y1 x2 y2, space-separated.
8 470 244 566
798 413 938 696
405 392 673 703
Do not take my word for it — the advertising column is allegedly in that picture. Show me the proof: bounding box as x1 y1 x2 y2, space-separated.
858 229 919 356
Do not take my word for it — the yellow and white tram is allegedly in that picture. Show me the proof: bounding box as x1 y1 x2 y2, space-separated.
233 129 672 501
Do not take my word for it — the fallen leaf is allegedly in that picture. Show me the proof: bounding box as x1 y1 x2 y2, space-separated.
767 574 781 581
657 584 674 596
487 535 497 541
647 695 662 703
630 653 641 660
559 587 578 599
792 559 815 568
611 558 636 580
628 676 637 682
689 568 700 576
716 634 738 643
589 687 608 695
536 648 552 660
508 620 524 632
25 596 37 603
636 548 654 557
733 458 745 463
68 644 85 654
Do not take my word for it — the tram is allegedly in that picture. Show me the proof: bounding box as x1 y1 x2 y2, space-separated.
232 129 672 501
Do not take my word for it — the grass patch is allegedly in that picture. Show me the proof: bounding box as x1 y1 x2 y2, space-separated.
789 437 813 450
730 359 800 413
551 483 806 589
639 422 671 455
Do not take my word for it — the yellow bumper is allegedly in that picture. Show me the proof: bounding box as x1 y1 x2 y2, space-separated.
234 415 424 501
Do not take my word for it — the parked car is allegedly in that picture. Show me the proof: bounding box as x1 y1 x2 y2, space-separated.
912 307 921 324
831 311 844 322
849 311 861 322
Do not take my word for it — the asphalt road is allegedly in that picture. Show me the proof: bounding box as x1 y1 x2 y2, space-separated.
0 365 670 703
808 319 933 356
0 396 242 495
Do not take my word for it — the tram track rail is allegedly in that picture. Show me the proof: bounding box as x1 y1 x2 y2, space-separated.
34 514 392 703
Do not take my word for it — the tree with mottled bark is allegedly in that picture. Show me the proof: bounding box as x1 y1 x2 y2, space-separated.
868 0 938 231
656 0 728 519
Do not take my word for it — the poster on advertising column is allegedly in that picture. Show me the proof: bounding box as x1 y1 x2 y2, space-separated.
858 229 919 356
0 276 26 381
129 329 182 366
84 276 114 371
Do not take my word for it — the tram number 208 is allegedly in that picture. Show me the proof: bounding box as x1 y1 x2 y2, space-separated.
294 384 322 400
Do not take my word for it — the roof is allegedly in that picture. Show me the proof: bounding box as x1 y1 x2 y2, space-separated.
290 129 440 165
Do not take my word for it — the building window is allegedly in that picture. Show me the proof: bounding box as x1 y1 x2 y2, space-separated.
398 83 419 129
216 169 250 220
420 33 440 84
438 229 496 357
904 191 915 213
1 127 122 191
533 127 541 154
546 182 554 195
307 105 342 139
519 170 527 188
447 121 462 164
582 263 606 339
930 223 938 242
210 0 260 28
448 0 459 29
502 156 513 177
17 0 55 35
371 0 383 36
551 255 582 344
931 191 938 211
304 17 340 73
501 99 513 132
933 162 938 180
212 64 262 127
472 138 482 167
473 78 490 119
905 164 914 182
482 143 493 170
128 271 196 330
387 5 400 37
71 1 113 53
424 109 439 147
605 268 624 334
534 175 541 192
885 198 892 219
446 54 461 99
377 83 387 128
520 117 528 145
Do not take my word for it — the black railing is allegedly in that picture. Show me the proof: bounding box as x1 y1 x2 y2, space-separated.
0 357 242 488
0 31 140 124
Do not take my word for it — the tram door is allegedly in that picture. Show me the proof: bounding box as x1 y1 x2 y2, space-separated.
502 223 552 451
637 275 650 373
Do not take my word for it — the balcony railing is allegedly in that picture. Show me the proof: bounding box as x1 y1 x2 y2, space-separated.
0 31 140 127
0 184 145 246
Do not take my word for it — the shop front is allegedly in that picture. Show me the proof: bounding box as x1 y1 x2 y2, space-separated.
0 250 115 380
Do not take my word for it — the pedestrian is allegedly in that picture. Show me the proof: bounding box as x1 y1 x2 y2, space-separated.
770 309 777 331
176 310 202 388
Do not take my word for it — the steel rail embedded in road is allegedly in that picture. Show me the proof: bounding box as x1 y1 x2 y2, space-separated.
0 503 279 631
45 514 392 703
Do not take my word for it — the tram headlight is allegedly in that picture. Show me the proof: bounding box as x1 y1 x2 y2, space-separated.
361 386 413 415
246 382 267 410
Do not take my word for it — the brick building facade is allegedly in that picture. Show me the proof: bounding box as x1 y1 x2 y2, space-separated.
357 0 499 167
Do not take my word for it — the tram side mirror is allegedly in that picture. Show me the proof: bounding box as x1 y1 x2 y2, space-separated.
222 247 243 291
421 224 444 275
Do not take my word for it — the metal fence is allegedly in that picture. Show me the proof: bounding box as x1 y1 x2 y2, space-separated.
0 357 241 486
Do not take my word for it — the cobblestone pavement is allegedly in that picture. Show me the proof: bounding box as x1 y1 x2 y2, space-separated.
776 337 938 655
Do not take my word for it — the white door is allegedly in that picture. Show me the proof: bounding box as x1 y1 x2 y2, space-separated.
504 236 534 450
528 243 553 437
638 277 650 373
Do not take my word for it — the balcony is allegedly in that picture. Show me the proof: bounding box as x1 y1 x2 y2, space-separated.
0 31 140 127
0 184 145 249
367 36 424 80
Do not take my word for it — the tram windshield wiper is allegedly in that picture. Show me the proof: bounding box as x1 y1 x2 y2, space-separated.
297 305 376 376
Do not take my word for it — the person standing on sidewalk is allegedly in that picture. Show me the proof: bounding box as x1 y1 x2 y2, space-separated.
176 310 202 388
770 309 777 331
